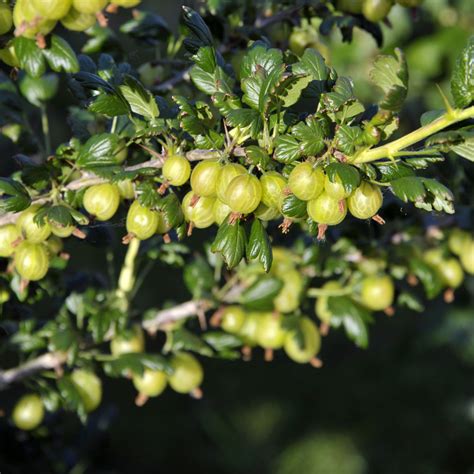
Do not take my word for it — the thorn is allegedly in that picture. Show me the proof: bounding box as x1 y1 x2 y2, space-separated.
317 224 328 241
135 393 149 407
310 357 323 368
320 322 330 336
435 84 454 115
242 345 252 361
372 214 385 225
190 387 203 399
264 348 274 362
443 288 455 303
384 306 395 317
72 228 86 239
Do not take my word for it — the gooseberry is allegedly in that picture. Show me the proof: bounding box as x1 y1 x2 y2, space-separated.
49 220 75 238
31 0 72 20
324 174 352 200
126 200 159 240
83 183 120 221
254 203 280 221
14 241 50 281
17 205 51 243
274 269 304 313
216 163 246 203
221 306 246 334
362 0 393 22
460 241 474 274
113 0 142 6
12 394 44 431
70 369 102 413
315 281 341 324
110 325 145 356
307 192 347 225
284 317 321 364
436 258 464 288
238 312 261 346
46 235 63 256
182 192 215 229
226 174 262 214
0 3 13 35
190 159 222 197
337 0 364 13
347 182 383 220
168 352 203 394
360 275 395 311
213 199 232 225
448 229 471 256
162 155 191 186
13 0 57 39
117 180 135 200
132 369 167 397
61 8 96 31
72 0 107 14
260 172 286 210
0 224 21 257
255 312 286 349
288 162 325 201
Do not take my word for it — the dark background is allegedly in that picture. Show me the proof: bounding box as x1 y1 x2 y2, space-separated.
1 1 474 473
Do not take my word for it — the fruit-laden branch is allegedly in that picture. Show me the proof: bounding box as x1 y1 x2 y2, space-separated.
352 105 474 164
0 352 67 390
0 298 212 390
0 149 222 226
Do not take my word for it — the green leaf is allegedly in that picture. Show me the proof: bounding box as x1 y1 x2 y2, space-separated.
409 258 443 299
239 277 283 311
451 36 474 109
13 37 46 78
202 332 243 358
119 75 159 120
19 74 59 107
171 327 213 356
77 133 120 167
240 43 283 80
322 77 354 111
335 125 362 155
418 178 454 214
277 74 313 108
281 194 307 219
397 292 424 312
183 255 214 297
291 118 325 155
57 377 87 421
104 353 172 377
377 163 415 182
211 219 247 269
328 296 371 349
89 93 130 117
274 135 301 163
293 48 329 82
246 145 270 168
369 48 408 112
35 204 74 227
43 35 79 73
246 219 273 273
49 327 76 352
0 178 31 213
450 131 474 161
325 162 361 193
157 193 184 229
390 176 426 202
182 6 214 50
190 62 233 95
136 181 162 208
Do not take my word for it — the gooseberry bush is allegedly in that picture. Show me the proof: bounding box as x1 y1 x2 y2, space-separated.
0 0 473 430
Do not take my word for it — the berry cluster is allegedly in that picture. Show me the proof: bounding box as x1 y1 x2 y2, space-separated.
338 0 423 23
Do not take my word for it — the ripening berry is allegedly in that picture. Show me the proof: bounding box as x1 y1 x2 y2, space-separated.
162 155 191 186
216 163 246 203
226 174 262 214
347 182 383 220
117 180 135 200
284 317 321 363
61 8 96 31
458 239 474 274
221 306 246 334
17 205 51 243
31 0 72 20
182 192 215 229
324 174 351 200
49 221 75 238
307 192 347 225
13 0 57 39
72 0 107 14
14 241 50 281
360 275 395 311
0 3 13 35
255 312 287 349
12 394 44 431
126 200 160 240
315 281 341 324
111 326 145 356
288 162 325 201
362 0 393 22
83 183 120 221
168 352 203 394
436 258 464 288
133 369 167 397
0 224 21 257
448 229 471 256
274 269 304 313
113 0 142 6
254 203 280 221
260 172 286 210
190 160 222 197
70 369 102 413
213 199 232 226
